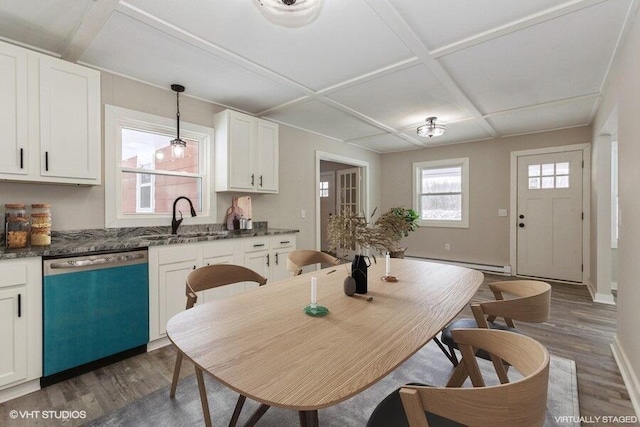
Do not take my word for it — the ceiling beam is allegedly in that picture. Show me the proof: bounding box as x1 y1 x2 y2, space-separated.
62 0 120 62
364 0 498 138
431 0 609 59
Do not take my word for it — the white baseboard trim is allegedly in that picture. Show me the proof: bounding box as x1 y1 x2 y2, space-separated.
611 336 640 418
406 256 511 275
586 280 616 305
612 281 618 291
147 336 171 352
0 379 40 403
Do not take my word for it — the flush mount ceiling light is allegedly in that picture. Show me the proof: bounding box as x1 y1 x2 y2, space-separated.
170 84 186 156
417 117 446 138
254 0 324 27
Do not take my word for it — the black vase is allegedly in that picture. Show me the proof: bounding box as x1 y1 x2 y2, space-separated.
352 255 371 294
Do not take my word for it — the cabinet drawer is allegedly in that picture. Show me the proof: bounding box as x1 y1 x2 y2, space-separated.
0 262 28 289
243 237 270 253
202 241 235 259
271 235 295 249
158 244 200 265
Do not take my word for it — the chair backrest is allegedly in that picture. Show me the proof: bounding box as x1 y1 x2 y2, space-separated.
287 249 340 276
400 328 550 427
185 264 267 309
472 280 551 329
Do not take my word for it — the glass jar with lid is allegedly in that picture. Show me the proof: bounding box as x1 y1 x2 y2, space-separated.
5 203 27 237
6 216 30 249
30 204 51 246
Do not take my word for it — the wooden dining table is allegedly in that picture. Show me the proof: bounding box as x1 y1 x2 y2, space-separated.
166 258 484 427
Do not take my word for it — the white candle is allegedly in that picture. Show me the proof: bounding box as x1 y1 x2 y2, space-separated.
385 253 391 276
311 276 317 305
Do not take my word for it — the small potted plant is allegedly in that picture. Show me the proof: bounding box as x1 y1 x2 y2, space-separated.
373 207 419 258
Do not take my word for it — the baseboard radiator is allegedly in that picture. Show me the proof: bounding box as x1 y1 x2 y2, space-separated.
405 256 512 275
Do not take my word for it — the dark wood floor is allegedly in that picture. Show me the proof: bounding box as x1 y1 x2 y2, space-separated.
0 273 637 427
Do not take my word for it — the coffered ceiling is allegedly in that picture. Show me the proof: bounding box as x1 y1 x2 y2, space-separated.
0 0 636 152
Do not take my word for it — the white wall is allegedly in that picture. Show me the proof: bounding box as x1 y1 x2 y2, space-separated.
592 4 640 415
380 127 591 268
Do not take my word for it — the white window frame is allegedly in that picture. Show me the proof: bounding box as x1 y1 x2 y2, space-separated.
413 157 469 228
104 105 215 228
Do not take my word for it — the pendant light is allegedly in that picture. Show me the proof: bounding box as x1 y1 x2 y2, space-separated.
417 117 446 138
170 84 186 158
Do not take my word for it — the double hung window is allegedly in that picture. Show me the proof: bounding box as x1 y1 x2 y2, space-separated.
105 105 214 228
413 158 469 228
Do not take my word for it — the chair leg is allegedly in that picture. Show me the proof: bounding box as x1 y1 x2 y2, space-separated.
433 336 458 366
446 360 469 387
170 350 184 398
228 394 246 427
195 367 213 427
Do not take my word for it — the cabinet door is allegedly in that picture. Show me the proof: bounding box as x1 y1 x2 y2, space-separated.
243 251 269 291
0 42 28 176
202 254 236 302
0 287 27 387
39 55 100 182
256 119 278 193
228 112 256 191
271 248 293 282
157 260 197 337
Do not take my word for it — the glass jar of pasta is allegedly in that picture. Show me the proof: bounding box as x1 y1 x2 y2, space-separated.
30 204 51 246
6 216 30 248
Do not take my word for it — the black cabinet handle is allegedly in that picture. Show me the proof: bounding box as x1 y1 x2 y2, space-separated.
45 151 49 171
259 175 263 187
251 174 255 186
20 148 24 169
266 254 270 267
275 252 279 265
18 294 21 318
280 241 290 245
253 243 265 248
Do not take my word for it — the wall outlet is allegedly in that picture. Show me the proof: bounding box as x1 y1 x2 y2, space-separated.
444 243 450 251
301 209 306 219
498 209 508 217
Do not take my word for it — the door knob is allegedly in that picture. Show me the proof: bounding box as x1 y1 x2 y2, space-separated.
519 223 525 228
519 214 525 219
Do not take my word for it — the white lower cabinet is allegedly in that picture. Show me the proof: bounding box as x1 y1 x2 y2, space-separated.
0 258 42 400
149 236 296 342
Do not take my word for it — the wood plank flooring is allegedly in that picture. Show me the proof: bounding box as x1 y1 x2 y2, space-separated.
0 273 637 426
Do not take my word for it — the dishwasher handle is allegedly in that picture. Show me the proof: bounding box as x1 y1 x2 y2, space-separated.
49 252 145 269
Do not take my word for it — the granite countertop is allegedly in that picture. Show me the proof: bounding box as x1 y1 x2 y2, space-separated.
0 223 299 260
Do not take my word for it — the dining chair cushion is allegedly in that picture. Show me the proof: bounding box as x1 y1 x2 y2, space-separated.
441 318 519 361
366 384 464 427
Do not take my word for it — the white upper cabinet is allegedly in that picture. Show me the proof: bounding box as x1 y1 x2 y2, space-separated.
214 109 278 193
0 40 101 185
0 43 28 176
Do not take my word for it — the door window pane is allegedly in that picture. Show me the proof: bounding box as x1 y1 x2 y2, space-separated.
529 178 540 189
528 164 540 177
556 162 569 175
541 177 554 189
556 175 569 188
541 163 555 176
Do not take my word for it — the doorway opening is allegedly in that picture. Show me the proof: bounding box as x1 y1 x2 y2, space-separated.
315 152 368 257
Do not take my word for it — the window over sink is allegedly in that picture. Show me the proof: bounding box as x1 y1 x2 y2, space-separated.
105 105 215 228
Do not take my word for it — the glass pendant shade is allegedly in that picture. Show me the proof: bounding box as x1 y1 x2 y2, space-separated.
255 0 324 27
170 84 186 158
417 117 446 138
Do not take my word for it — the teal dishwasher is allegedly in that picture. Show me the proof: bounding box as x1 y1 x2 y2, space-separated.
42 249 149 386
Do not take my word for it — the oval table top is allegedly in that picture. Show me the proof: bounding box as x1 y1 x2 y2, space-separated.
166 258 484 411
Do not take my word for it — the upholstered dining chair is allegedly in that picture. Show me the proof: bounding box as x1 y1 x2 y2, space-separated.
287 249 340 276
169 264 268 427
367 328 550 427
437 279 551 385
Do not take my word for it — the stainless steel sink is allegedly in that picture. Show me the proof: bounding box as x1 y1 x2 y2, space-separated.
137 231 228 240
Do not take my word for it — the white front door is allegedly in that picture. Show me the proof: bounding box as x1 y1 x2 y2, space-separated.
517 150 583 282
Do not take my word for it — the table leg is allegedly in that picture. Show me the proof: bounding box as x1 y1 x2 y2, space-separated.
229 395 246 427
195 367 212 427
298 410 319 427
242 404 270 427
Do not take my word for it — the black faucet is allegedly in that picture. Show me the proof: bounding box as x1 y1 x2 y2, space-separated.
171 196 197 234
